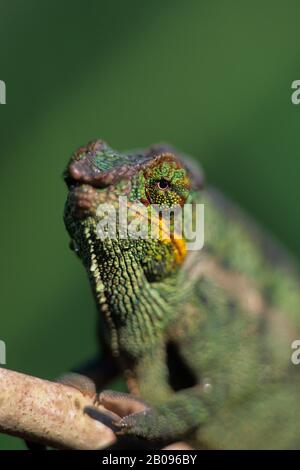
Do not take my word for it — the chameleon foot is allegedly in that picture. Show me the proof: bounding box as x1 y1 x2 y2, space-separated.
95 390 149 418
85 390 151 436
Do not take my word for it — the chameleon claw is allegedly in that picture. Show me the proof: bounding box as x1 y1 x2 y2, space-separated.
84 405 121 432
112 417 134 436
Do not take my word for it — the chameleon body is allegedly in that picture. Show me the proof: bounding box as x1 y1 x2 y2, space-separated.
64 139 300 449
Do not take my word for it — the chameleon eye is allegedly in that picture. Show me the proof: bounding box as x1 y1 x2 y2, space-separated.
142 160 190 207
157 179 169 190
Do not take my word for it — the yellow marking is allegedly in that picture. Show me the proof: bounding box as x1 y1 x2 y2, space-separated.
154 212 187 265
124 199 188 265
165 237 187 265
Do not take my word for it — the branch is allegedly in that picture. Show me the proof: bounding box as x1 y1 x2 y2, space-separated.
0 367 116 449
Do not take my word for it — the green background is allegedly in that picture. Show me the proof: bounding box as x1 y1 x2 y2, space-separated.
0 0 300 449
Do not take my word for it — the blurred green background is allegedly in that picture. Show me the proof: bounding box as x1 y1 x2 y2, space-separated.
1 0 300 449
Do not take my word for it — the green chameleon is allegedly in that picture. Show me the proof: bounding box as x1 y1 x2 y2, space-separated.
63 139 300 449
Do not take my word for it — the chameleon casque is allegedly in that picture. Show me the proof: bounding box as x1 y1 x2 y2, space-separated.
63 139 300 449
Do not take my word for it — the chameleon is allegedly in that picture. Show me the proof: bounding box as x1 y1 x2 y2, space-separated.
63 139 300 449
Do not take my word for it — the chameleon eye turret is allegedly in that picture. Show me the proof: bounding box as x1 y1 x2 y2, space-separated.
142 155 190 207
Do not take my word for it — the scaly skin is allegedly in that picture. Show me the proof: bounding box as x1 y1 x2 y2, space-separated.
64 139 300 449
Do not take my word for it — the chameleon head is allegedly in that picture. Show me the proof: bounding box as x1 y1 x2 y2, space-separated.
64 139 203 355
